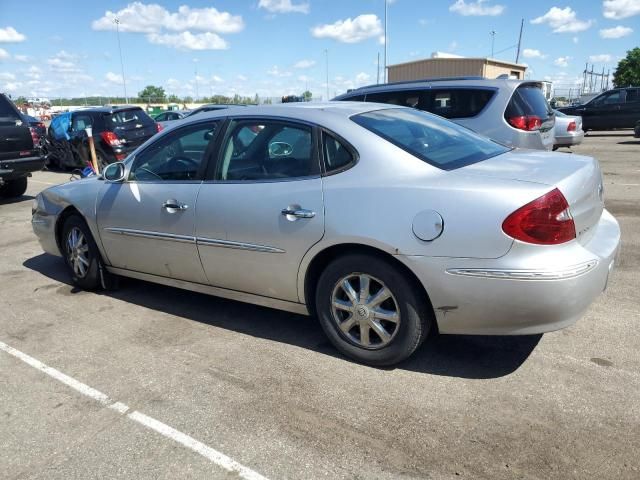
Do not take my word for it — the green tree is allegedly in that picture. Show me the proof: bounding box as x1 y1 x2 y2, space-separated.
138 85 166 102
167 94 180 103
613 47 640 88
302 90 312 102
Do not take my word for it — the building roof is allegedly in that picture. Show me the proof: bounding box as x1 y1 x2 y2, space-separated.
388 57 527 70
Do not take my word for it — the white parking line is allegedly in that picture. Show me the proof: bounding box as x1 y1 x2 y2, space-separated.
0 340 269 480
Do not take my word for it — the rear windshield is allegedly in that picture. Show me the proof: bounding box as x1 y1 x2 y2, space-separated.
352 108 510 170
505 85 553 121
0 95 22 127
104 109 154 130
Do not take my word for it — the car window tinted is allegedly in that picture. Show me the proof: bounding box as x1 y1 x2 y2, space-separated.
366 90 425 108
0 95 22 126
323 133 354 173
505 85 552 120
71 114 93 132
106 109 154 130
130 122 218 181
425 89 495 119
218 121 316 181
626 89 638 103
352 108 509 171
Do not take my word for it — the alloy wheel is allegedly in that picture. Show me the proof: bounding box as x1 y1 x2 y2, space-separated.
66 226 90 278
331 273 401 350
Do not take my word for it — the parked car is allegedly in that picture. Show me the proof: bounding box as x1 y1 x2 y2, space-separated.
553 110 584 150
186 104 246 117
153 110 190 122
32 103 620 366
558 87 640 131
634 120 640 138
23 114 47 140
45 106 161 169
0 93 44 198
334 77 556 150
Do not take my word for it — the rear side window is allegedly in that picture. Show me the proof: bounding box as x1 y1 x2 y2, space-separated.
424 89 495 119
626 89 638 103
0 95 22 126
323 132 355 173
366 90 425 108
105 109 154 130
505 85 553 121
353 108 509 171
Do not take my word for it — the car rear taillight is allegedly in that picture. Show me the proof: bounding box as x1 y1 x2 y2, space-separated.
29 127 40 145
156 123 163 132
502 188 576 245
567 121 576 132
100 131 125 146
507 115 542 131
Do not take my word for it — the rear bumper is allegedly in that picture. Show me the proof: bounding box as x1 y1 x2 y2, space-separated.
555 131 585 147
0 155 44 180
399 208 620 335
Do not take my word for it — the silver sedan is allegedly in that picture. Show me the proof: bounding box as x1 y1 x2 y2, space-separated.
553 110 584 150
31 103 620 366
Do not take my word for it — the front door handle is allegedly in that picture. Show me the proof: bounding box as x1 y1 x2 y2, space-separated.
281 206 315 220
163 199 189 212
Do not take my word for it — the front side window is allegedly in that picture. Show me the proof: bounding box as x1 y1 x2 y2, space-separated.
130 121 218 181
592 90 625 106
217 120 316 181
352 108 509 170
71 114 93 132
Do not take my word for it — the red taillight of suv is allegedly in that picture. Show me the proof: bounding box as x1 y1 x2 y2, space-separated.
502 188 576 245
156 123 163 133
507 115 543 131
100 131 125 147
29 127 40 145
567 121 576 132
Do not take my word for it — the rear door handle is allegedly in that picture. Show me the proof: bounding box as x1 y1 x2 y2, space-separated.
163 199 189 211
281 207 315 219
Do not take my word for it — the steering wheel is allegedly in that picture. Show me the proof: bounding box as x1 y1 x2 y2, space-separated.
167 155 199 179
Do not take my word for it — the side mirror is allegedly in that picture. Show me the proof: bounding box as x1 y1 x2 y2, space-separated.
103 162 126 182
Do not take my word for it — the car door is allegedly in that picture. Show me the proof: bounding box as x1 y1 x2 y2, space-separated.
621 89 639 128
96 120 220 283
195 117 325 302
583 90 626 130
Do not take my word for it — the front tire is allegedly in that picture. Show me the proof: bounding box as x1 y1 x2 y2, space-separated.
61 215 102 290
0 177 28 198
315 254 431 366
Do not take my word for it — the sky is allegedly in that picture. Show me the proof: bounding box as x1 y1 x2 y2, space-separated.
0 0 638 101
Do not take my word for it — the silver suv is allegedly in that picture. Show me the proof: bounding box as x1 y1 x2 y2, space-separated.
334 77 555 151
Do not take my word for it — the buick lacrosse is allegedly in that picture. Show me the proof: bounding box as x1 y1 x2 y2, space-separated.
32 103 620 365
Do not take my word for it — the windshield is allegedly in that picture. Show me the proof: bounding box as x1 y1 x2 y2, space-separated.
105 109 154 130
352 108 510 170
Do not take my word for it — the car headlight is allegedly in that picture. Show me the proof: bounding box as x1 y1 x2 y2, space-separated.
31 194 43 216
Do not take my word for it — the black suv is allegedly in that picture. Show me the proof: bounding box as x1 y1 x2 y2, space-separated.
0 93 44 198
559 87 640 131
47 106 160 169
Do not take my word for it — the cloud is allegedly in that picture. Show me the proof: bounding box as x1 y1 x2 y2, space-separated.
147 31 228 50
599 25 633 38
0 48 8 60
212 75 224 83
449 0 505 16
105 71 123 84
312 14 382 43
522 48 546 59
531 7 593 33
26 66 41 79
589 54 612 62
572 36 579 43
2 82 19 91
603 0 640 19
236 74 248 81
258 0 310 14
0 26 26 43
0 72 15 81
267 65 292 77
554 56 571 67
47 51 81 73
14 54 29 62
92 3 244 33
293 59 316 69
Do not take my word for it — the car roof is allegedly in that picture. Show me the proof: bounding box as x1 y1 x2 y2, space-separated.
75 105 145 114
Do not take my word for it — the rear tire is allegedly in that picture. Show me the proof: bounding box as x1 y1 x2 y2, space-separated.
315 253 431 366
0 177 28 198
61 215 102 290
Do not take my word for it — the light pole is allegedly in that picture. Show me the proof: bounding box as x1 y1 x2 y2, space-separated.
490 30 496 58
324 49 329 101
384 0 388 83
114 18 128 104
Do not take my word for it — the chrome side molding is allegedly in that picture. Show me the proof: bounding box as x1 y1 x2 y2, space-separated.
446 260 598 280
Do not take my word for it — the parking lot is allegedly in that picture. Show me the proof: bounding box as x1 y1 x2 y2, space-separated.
1 131 639 479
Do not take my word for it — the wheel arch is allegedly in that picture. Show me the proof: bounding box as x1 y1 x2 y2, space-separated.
300 242 435 323
54 205 83 254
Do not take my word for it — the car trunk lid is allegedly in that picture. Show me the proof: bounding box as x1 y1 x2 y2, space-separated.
103 108 157 148
458 150 605 245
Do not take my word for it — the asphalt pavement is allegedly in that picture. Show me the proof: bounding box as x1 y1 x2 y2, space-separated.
1 131 639 479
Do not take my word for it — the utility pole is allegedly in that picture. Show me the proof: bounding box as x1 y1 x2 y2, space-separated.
324 49 329 101
194 59 199 102
490 30 496 58
377 52 381 84
515 18 524 63
114 18 128 104
384 0 388 83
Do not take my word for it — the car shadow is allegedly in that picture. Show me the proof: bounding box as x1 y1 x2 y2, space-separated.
23 253 541 379
0 194 36 205
617 140 640 145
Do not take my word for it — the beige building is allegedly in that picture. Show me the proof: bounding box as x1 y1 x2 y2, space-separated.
387 57 527 83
